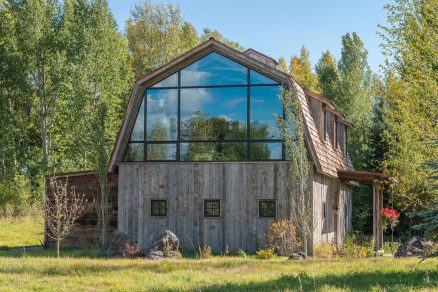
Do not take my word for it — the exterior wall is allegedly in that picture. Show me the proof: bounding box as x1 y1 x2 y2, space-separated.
311 168 352 248
118 162 293 253
44 172 118 247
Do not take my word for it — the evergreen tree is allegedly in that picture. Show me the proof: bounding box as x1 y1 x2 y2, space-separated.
277 57 288 73
315 51 339 100
289 46 319 92
380 0 438 211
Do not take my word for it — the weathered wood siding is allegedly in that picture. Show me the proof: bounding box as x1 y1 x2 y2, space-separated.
44 172 118 247
118 162 292 253
311 168 352 247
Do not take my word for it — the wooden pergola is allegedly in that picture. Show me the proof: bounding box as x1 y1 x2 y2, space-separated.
338 169 394 252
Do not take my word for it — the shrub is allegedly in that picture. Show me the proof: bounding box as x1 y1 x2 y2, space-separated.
266 220 302 256
255 248 276 260
383 242 400 255
121 242 142 259
197 245 212 259
342 232 374 258
232 249 247 257
313 241 337 258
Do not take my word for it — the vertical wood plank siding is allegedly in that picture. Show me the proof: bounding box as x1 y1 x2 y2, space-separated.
119 162 293 253
311 168 352 249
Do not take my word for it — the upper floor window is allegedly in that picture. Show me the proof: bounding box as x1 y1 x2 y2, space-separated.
124 52 284 162
323 108 328 142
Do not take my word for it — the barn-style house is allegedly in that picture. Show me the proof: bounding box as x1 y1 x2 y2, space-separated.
45 38 387 254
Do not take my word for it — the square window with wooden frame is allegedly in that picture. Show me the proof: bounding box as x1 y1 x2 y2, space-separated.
151 199 167 217
259 200 277 218
204 200 220 218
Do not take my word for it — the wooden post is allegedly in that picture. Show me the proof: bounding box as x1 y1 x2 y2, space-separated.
372 180 383 253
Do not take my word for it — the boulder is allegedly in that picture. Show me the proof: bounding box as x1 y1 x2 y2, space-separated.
288 252 307 260
395 236 434 257
105 231 134 257
146 230 180 260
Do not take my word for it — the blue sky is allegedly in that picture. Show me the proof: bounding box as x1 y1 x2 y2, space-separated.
108 0 391 74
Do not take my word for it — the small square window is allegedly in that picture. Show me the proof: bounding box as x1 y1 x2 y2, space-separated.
259 200 277 218
151 200 167 217
204 200 220 218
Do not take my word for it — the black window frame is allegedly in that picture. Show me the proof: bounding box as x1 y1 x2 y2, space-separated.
258 199 277 218
203 199 221 218
123 51 286 162
150 199 167 217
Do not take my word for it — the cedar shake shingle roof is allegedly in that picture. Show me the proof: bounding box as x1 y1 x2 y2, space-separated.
108 38 354 178
294 82 353 177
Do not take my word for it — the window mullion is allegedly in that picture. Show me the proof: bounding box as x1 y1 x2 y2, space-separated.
246 68 250 161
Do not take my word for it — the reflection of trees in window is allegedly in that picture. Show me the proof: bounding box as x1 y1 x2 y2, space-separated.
183 111 214 141
249 121 270 139
147 123 168 160
250 143 270 160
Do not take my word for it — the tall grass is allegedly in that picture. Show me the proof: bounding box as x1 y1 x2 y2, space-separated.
0 253 436 291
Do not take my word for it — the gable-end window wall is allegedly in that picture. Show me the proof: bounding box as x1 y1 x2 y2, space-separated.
124 51 284 162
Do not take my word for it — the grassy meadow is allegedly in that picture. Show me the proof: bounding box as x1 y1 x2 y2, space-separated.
0 218 437 291
0 253 437 291
0 217 44 248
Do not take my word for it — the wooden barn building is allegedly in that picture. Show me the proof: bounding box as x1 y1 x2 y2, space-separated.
45 38 387 254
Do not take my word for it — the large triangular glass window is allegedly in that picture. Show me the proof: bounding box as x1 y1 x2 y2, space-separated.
151 73 178 88
250 70 279 85
181 52 247 86
130 98 144 141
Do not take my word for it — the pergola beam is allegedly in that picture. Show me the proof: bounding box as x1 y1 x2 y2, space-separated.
337 169 391 254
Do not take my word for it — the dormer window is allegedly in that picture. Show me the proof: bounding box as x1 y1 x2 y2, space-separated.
323 108 328 142
343 126 348 154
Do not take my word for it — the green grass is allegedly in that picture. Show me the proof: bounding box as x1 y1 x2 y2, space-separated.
0 217 44 248
0 249 436 291
0 219 437 291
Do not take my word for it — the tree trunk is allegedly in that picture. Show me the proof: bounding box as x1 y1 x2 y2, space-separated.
56 238 60 258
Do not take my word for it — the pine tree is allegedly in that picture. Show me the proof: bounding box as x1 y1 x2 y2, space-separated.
289 46 319 92
277 57 288 73
315 51 339 100
380 0 438 211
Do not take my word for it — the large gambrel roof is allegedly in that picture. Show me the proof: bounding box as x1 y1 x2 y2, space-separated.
108 38 353 178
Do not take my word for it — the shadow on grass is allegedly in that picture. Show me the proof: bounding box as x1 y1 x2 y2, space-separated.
203 270 438 291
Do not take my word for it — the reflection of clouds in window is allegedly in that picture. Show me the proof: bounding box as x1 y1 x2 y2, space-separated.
180 88 213 117
181 87 247 141
180 71 212 86
146 89 177 141
181 52 247 86
151 73 178 88
250 86 282 139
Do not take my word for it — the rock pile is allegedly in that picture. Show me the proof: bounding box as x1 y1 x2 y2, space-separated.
395 236 434 257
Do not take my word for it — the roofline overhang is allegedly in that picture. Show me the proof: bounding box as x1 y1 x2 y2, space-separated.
337 169 395 184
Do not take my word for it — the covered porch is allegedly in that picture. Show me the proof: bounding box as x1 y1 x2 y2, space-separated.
338 169 394 252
